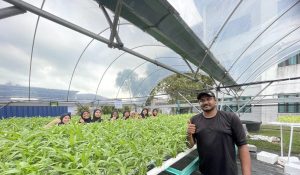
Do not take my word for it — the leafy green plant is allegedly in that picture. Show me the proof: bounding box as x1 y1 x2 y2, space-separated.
0 114 192 174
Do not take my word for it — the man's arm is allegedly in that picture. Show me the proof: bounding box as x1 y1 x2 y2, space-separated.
44 118 60 128
238 144 251 175
229 112 251 174
187 133 195 148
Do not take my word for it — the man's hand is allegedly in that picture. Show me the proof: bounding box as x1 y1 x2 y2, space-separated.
187 120 196 135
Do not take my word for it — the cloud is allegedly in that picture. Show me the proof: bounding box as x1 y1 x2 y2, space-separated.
167 0 202 27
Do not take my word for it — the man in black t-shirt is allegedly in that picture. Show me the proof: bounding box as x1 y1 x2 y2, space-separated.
187 91 251 175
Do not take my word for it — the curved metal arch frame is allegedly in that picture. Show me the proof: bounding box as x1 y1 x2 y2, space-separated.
115 56 181 98
66 22 131 101
26 0 126 101
8 0 300 103
234 26 300 82
5 0 199 100
28 0 46 100
245 48 300 86
238 48 300 97
224 0 300 79
93 44 167 100
243 39 300 83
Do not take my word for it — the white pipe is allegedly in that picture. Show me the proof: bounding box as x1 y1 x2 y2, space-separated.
280 124 283 157
287 125 294 163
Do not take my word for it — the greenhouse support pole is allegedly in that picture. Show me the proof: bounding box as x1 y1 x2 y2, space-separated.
224 104 235 113
4 0 197 82
0 6 26 19
242 95 265 114
219 76 300 89
108 0 123 47
178 92 201 113
182 57 195 74
100 5 123 47
236 82 272 113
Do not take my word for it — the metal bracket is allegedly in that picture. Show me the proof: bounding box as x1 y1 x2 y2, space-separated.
100 0 123 48
182 57 195 74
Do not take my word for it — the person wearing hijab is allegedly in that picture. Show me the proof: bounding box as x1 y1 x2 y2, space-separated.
44 113 71 128
140 108 149 119
110 111 119 121
79 110 92 123
123 110 130 120
92 109 103 122
152 108 159 117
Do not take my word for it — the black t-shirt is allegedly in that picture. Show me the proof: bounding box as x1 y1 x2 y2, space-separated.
190 111 247 175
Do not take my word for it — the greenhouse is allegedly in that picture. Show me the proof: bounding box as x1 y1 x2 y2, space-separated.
0 0 300 174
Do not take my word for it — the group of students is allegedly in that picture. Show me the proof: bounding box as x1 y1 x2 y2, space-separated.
44 108 159 128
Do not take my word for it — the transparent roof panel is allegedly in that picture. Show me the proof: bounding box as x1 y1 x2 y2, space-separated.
247 44 300 83
1 0 300 102
168 0 300 84
167 0 240 46
237 29 300 83
228 2 300 82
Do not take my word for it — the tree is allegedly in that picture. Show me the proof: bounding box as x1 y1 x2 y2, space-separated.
101 105 132 115
147 73 214 104
101 106 115 114
75 104 90 116
115 66 214 105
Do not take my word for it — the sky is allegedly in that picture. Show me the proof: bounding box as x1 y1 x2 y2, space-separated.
0 0 299 100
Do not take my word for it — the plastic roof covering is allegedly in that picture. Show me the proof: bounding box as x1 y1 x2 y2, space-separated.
0 0 300 103
0 0 200 104
98 0 237 87
168 0 300 84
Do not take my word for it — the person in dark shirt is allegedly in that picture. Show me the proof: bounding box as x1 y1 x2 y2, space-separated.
92 109 103 122
79 110 92 123
187 90 251 175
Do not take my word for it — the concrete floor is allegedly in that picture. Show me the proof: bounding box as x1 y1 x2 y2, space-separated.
237 153 285 175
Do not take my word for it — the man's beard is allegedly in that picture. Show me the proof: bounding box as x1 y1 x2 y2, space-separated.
201 105 215 112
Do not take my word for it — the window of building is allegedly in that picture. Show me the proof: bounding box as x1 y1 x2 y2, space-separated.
220 96 252 113
278 53 300 67
278 94 300 113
